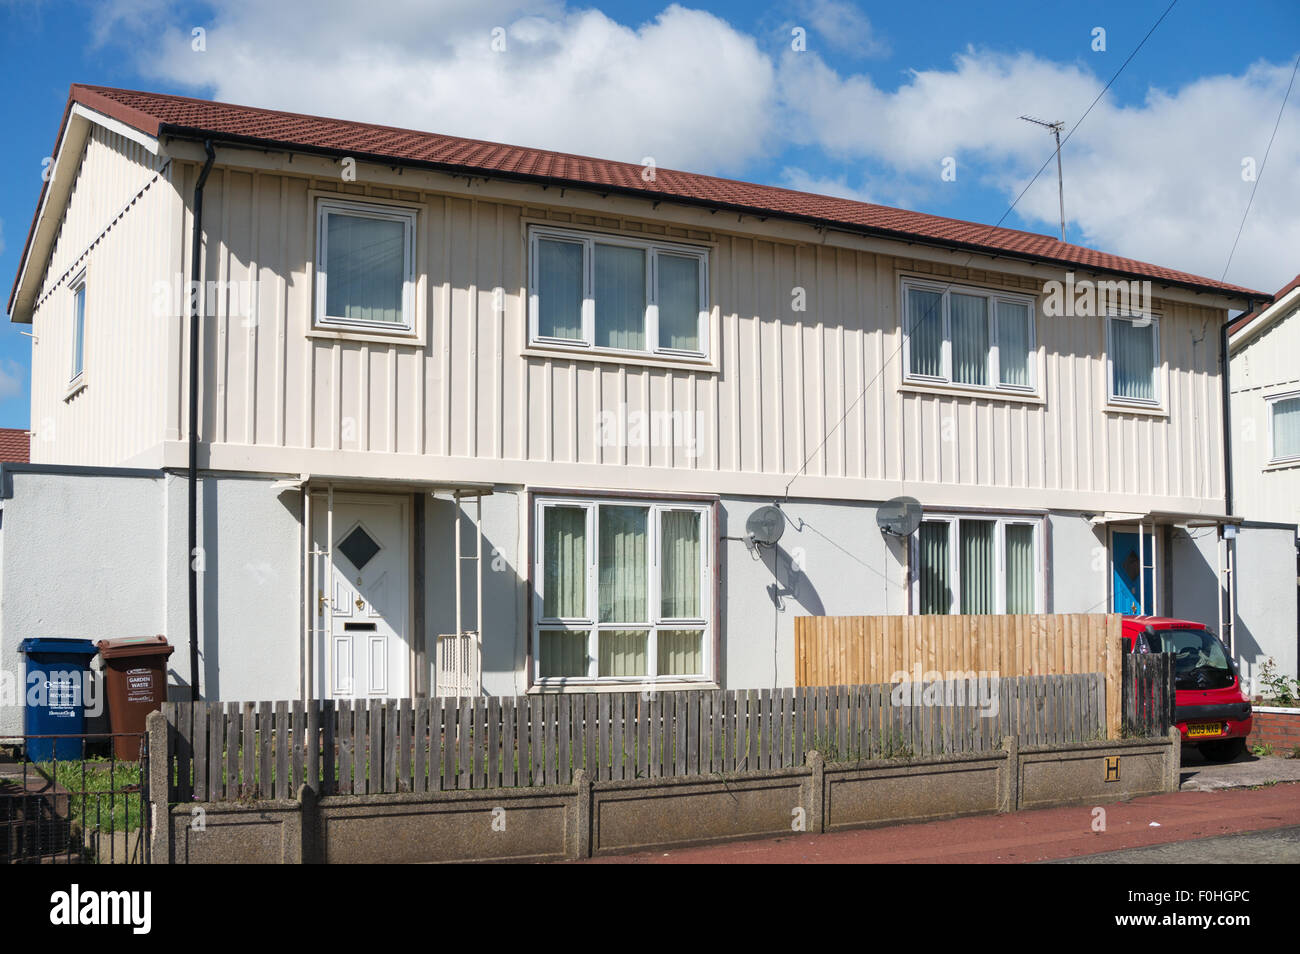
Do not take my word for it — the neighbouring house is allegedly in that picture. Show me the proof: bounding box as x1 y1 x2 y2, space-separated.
1229 274 1300 682
0 429 30 463
0 84 1289 731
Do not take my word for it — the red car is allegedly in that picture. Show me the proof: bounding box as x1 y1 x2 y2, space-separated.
1122 616 1253 762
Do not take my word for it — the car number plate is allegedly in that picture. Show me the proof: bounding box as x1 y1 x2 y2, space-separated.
1187 722 1224 738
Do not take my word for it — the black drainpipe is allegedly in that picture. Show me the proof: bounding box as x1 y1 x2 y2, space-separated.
1220 300 1255 518
188 141 216 701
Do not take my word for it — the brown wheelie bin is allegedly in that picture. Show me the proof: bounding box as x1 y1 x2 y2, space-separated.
95 636 174 760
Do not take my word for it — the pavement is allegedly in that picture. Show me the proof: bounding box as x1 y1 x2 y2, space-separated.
586 756 1300 864
1178 746 1300 791
1053 824 1300 863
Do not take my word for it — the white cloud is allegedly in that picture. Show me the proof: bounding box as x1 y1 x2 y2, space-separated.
777 49 1300 292
124 1 776 174
97 2 1299 293
0 359 23 401
796 0 888 59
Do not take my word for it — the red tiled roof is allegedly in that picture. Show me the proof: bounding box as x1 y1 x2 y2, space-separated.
8 84 1270 314
0 428 31 464
1227 273 1300 336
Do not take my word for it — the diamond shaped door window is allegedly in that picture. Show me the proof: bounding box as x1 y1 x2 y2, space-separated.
339 523 382 571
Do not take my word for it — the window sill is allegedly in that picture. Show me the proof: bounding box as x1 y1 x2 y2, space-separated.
1103 401 1168 419
64 375 88 401
899 380 1044 405
307 324 425 348
528 680 718 694
1263 457 1300 473
523 343 718 374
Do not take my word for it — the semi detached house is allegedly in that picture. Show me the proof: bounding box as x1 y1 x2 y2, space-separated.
2 85 1292 732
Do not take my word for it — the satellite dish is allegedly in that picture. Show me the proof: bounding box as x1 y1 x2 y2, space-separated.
876 496 922 537
745 505 785 547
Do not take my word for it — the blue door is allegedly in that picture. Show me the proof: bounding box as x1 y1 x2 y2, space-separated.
1111 531 1154 614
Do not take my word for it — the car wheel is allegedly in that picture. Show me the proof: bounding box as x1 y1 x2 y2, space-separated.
1199 738 1246 762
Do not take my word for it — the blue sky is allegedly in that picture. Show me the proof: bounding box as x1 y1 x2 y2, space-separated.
1 0 1297 430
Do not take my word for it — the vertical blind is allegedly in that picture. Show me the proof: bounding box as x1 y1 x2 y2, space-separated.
536 238 584 340
657 253 700 351
997 300 1031 387
1004 524 1036 613
1272 396 1300 460
594 244 646 350
950 293 989 385
539 630 587 678
918 521 951 614
599 630 648 677
543 507 586 618
658 630 703 676
1111 318 1157 401
660 510 701 618
324 212 406 323
908 288 944 377
598 506 648 622
959 521 996 614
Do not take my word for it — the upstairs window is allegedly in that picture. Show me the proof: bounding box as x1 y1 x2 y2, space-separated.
1107 315 1160 405
70 272 86 383
315 199 416 333
902 279 1037 393
528 226 709 359
1269 392 1300 463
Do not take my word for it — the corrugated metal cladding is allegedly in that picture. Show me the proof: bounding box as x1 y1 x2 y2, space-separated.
29 125 175 466
35 136 1228 513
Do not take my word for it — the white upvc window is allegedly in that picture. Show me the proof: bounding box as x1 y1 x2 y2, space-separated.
69 270 86 384
1106 314 1161 406
911 514 1043 615
314 198 417 333
528 226 709 359
533 496 712 686
1267 391 1300 464
901 277 1038 394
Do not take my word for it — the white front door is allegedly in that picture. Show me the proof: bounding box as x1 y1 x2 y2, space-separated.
314 495 410 699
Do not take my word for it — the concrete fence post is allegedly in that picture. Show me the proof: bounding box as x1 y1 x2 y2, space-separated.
296 783 318 863
146 710 171 864
1000 735 1019 813
806 750 825 834
571 770 592 860
1165 726 1182 793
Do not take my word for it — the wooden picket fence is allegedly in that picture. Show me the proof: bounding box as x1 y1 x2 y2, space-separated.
1121 653 1175 738
794 613 1124 737
162 671 1116 802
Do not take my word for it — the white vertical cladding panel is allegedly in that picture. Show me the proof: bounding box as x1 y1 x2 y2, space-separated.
1230 307 1300 526
29 125 172 467
174 163 1228 512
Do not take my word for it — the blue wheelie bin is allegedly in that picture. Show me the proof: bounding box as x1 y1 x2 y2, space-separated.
17 638 98 762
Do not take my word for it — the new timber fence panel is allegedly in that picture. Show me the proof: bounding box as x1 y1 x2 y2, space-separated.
795 613 1124 738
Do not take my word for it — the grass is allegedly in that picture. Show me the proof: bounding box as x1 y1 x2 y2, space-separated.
38 757 145 834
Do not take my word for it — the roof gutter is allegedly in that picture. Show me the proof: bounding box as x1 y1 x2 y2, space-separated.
154 126 1261 307
188 139 215 701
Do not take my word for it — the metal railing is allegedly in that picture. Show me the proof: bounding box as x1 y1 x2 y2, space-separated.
0 732 149 864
